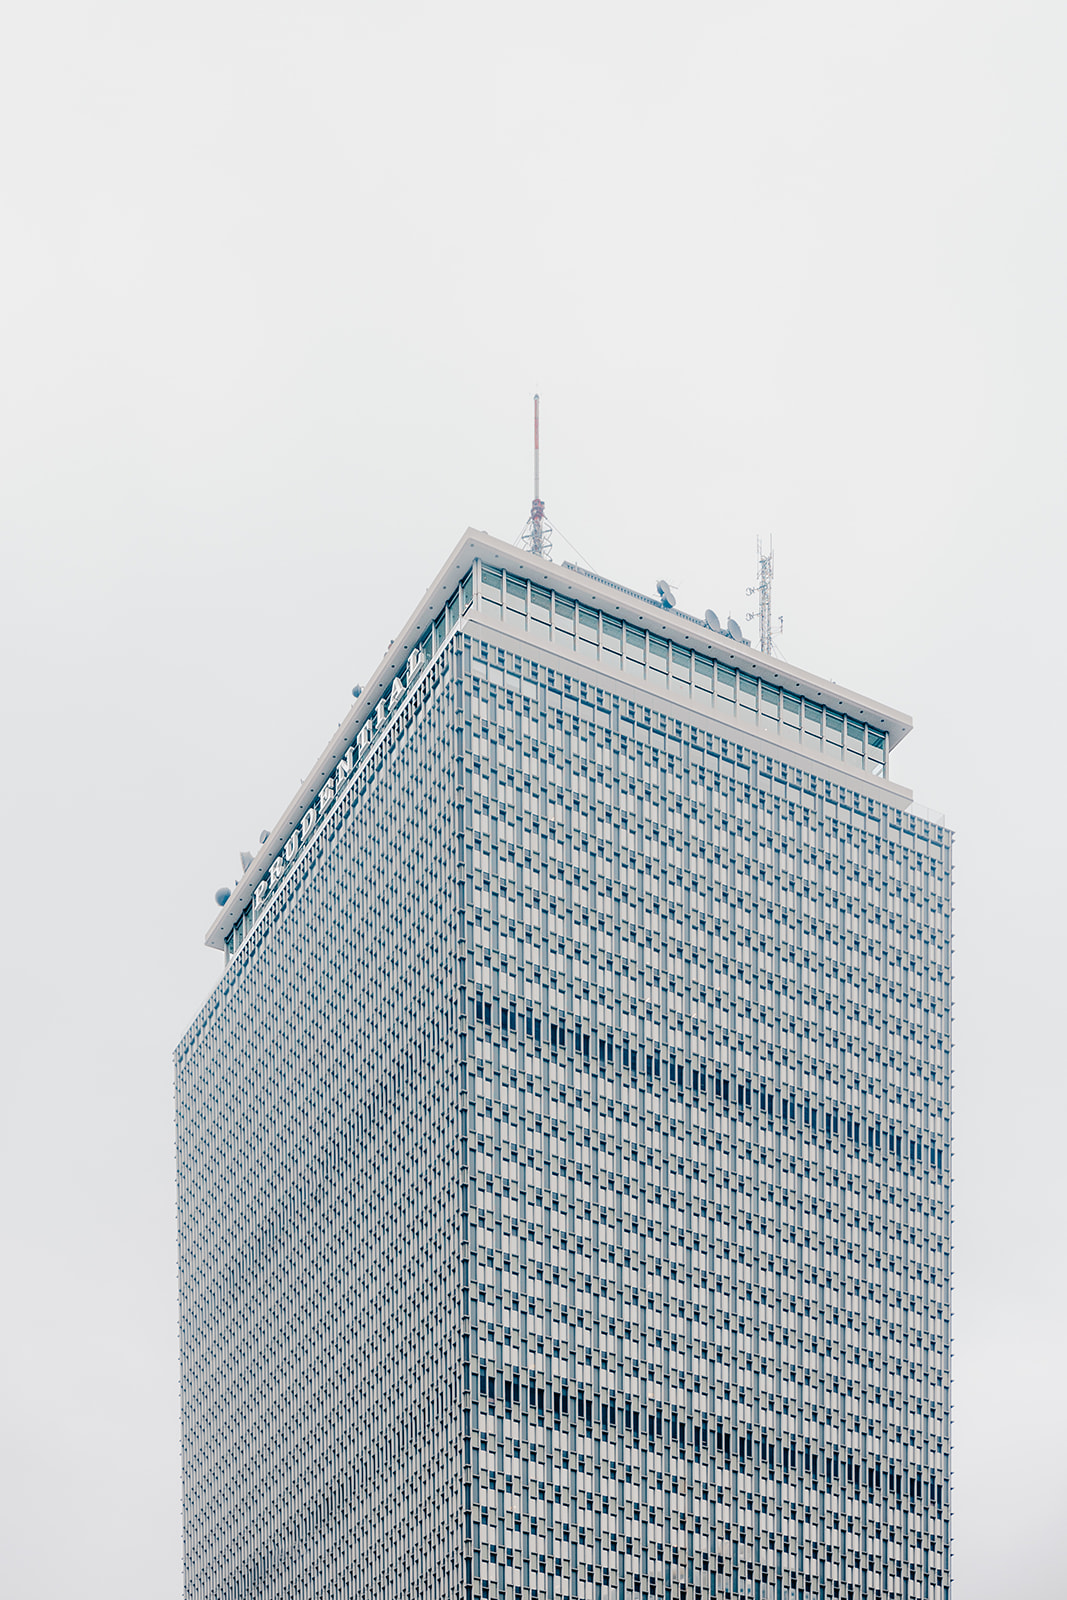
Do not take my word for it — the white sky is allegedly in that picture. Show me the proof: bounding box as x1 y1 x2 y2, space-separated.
2 3 1063 1594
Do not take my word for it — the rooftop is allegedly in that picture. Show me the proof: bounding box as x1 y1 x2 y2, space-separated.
205 529 913 952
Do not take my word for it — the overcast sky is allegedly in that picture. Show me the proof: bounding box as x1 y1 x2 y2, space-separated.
2 3 1064 1594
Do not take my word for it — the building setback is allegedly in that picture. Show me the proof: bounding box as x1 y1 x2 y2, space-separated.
176 529 951 1600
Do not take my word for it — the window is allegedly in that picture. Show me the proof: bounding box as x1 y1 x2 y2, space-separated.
846 721 864 769
616 628 643 680
530 585 552 638
578 608 599 658
480 566 503 616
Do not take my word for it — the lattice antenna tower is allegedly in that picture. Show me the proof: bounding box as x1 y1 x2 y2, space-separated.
747 538 783 654
519 394 555 560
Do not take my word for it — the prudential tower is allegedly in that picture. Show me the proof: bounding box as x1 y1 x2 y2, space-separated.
177 529 951 1600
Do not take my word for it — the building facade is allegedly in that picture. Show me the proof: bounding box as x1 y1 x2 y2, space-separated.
176 530 951 1600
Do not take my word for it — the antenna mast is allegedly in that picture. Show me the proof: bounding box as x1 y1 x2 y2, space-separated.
746 538 783 654
520 394 554 560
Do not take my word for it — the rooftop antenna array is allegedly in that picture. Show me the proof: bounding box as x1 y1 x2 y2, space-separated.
520 394 555 560
747 538 783 655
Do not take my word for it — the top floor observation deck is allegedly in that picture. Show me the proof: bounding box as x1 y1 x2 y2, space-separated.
205 529 914 954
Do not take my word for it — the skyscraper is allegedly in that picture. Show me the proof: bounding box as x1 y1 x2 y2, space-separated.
176 529 951 1600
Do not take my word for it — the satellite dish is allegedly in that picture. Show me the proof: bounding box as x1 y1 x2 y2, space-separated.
240 850 253 872
214 887 231 907
352 684 362 698
259 829 269 845
656 579 676 609
704 608 721 632
727 617 744 642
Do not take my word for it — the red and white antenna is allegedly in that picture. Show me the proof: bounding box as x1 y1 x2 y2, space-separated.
520 393 554 559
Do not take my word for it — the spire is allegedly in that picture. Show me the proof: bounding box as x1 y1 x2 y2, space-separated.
520 394 555 559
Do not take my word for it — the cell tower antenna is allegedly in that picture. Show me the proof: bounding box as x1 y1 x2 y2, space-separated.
746 537 784 654
520 393 555 560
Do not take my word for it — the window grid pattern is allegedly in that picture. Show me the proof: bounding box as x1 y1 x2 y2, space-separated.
476 563 888 777
457 635 949 1600
176 656 465 1599
178 613 950 1600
